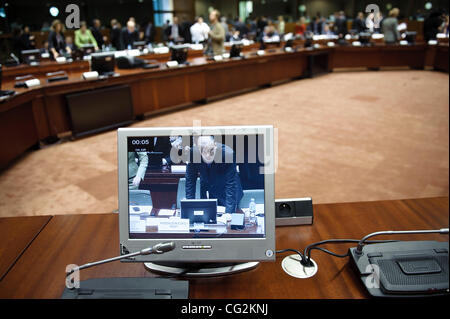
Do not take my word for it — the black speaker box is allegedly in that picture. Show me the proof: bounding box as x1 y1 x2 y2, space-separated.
275 197 313 226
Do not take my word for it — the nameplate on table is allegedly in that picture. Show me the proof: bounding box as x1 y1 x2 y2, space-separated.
400 40 409 46
41 52 50 59
56 56 67 63
158 219 190 232
352 41 362 46
214 55 224 62
166 60 179 68
82 71 99 80
327 42 335 47
24 79 41 88
256 50 266 56
222 53 230 59
171 165 186 173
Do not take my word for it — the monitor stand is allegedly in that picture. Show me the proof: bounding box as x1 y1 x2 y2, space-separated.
144 261 259 277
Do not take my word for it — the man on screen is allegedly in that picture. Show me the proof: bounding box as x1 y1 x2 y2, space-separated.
128 151 148 190
185 136 243 214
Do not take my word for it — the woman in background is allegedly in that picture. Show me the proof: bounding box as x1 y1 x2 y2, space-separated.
48 19 72 59
74 21 99 50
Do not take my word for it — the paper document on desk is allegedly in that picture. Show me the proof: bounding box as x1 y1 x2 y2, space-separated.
158 209 175 216
217 206 226 214
130 219 146 232
171 165 186 173
146 218 161 226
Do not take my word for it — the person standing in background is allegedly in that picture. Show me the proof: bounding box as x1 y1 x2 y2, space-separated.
353 12 366 33
90 19 104 48
382 8 401 44
294 17 307 35
208 10 225 56
190 16 210 44
48 20 72 59
110 19 122 50
121 20 139 50
74 21 98 50
277 16 285 35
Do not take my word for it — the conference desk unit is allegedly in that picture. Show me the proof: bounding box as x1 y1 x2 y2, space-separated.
0 197 447 298
0 43 448 169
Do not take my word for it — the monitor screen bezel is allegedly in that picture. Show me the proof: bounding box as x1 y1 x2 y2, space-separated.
118 125 276 263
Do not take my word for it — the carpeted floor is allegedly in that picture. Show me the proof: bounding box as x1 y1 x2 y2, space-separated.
0 69 448 217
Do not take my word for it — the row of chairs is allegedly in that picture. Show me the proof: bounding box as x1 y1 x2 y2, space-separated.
129 177 264 209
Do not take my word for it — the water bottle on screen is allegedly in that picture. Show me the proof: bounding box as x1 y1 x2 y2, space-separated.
249 198 256 224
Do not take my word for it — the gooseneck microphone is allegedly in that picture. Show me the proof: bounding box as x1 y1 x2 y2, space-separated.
66 242 175 279
10 53 20 64
355 228 449 255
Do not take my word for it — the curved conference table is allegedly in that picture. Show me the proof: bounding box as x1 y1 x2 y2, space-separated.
0 41 448 169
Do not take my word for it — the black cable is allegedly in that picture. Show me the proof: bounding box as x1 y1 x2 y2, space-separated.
276 239 398 267
303 239 398 266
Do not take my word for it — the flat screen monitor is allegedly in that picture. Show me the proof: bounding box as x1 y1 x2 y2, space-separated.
91 52 115 75
21 49 41 65
230 42 243 58
404 31 417 44
359 32 372 45
118 126 276 266
170 44 189 64
132 41 147 51
81 44 96 56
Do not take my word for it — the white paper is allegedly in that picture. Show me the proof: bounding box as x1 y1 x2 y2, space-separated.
158 209 175 217
146 218 161 226
130 219 146 232
171 165 186 173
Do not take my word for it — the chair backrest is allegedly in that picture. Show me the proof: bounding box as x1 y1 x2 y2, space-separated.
177 177 200 209
129 189 153 206
239 189 264 209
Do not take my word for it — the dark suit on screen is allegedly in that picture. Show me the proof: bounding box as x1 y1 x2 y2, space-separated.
186 143 243 214
147 137 173 165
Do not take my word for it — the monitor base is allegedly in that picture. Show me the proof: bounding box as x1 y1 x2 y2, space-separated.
144 261 259 277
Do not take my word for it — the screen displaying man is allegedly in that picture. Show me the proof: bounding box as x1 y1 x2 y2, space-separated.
185 136 243 214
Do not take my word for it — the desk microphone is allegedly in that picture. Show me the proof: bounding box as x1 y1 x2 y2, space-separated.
66 242 175 280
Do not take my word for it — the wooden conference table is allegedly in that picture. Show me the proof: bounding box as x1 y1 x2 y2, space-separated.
0 196 447 299
0 43 448 169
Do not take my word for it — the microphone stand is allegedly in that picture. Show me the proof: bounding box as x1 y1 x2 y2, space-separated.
63 242 189 299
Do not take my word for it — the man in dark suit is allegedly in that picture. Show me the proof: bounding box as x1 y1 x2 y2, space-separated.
334 11 348 37
143 20 156 43
308 16 322 35
147 136 173 165
121 20 139 49
110 19 122 50
164 16 183 42
91 19 104 48
185 136 243 214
